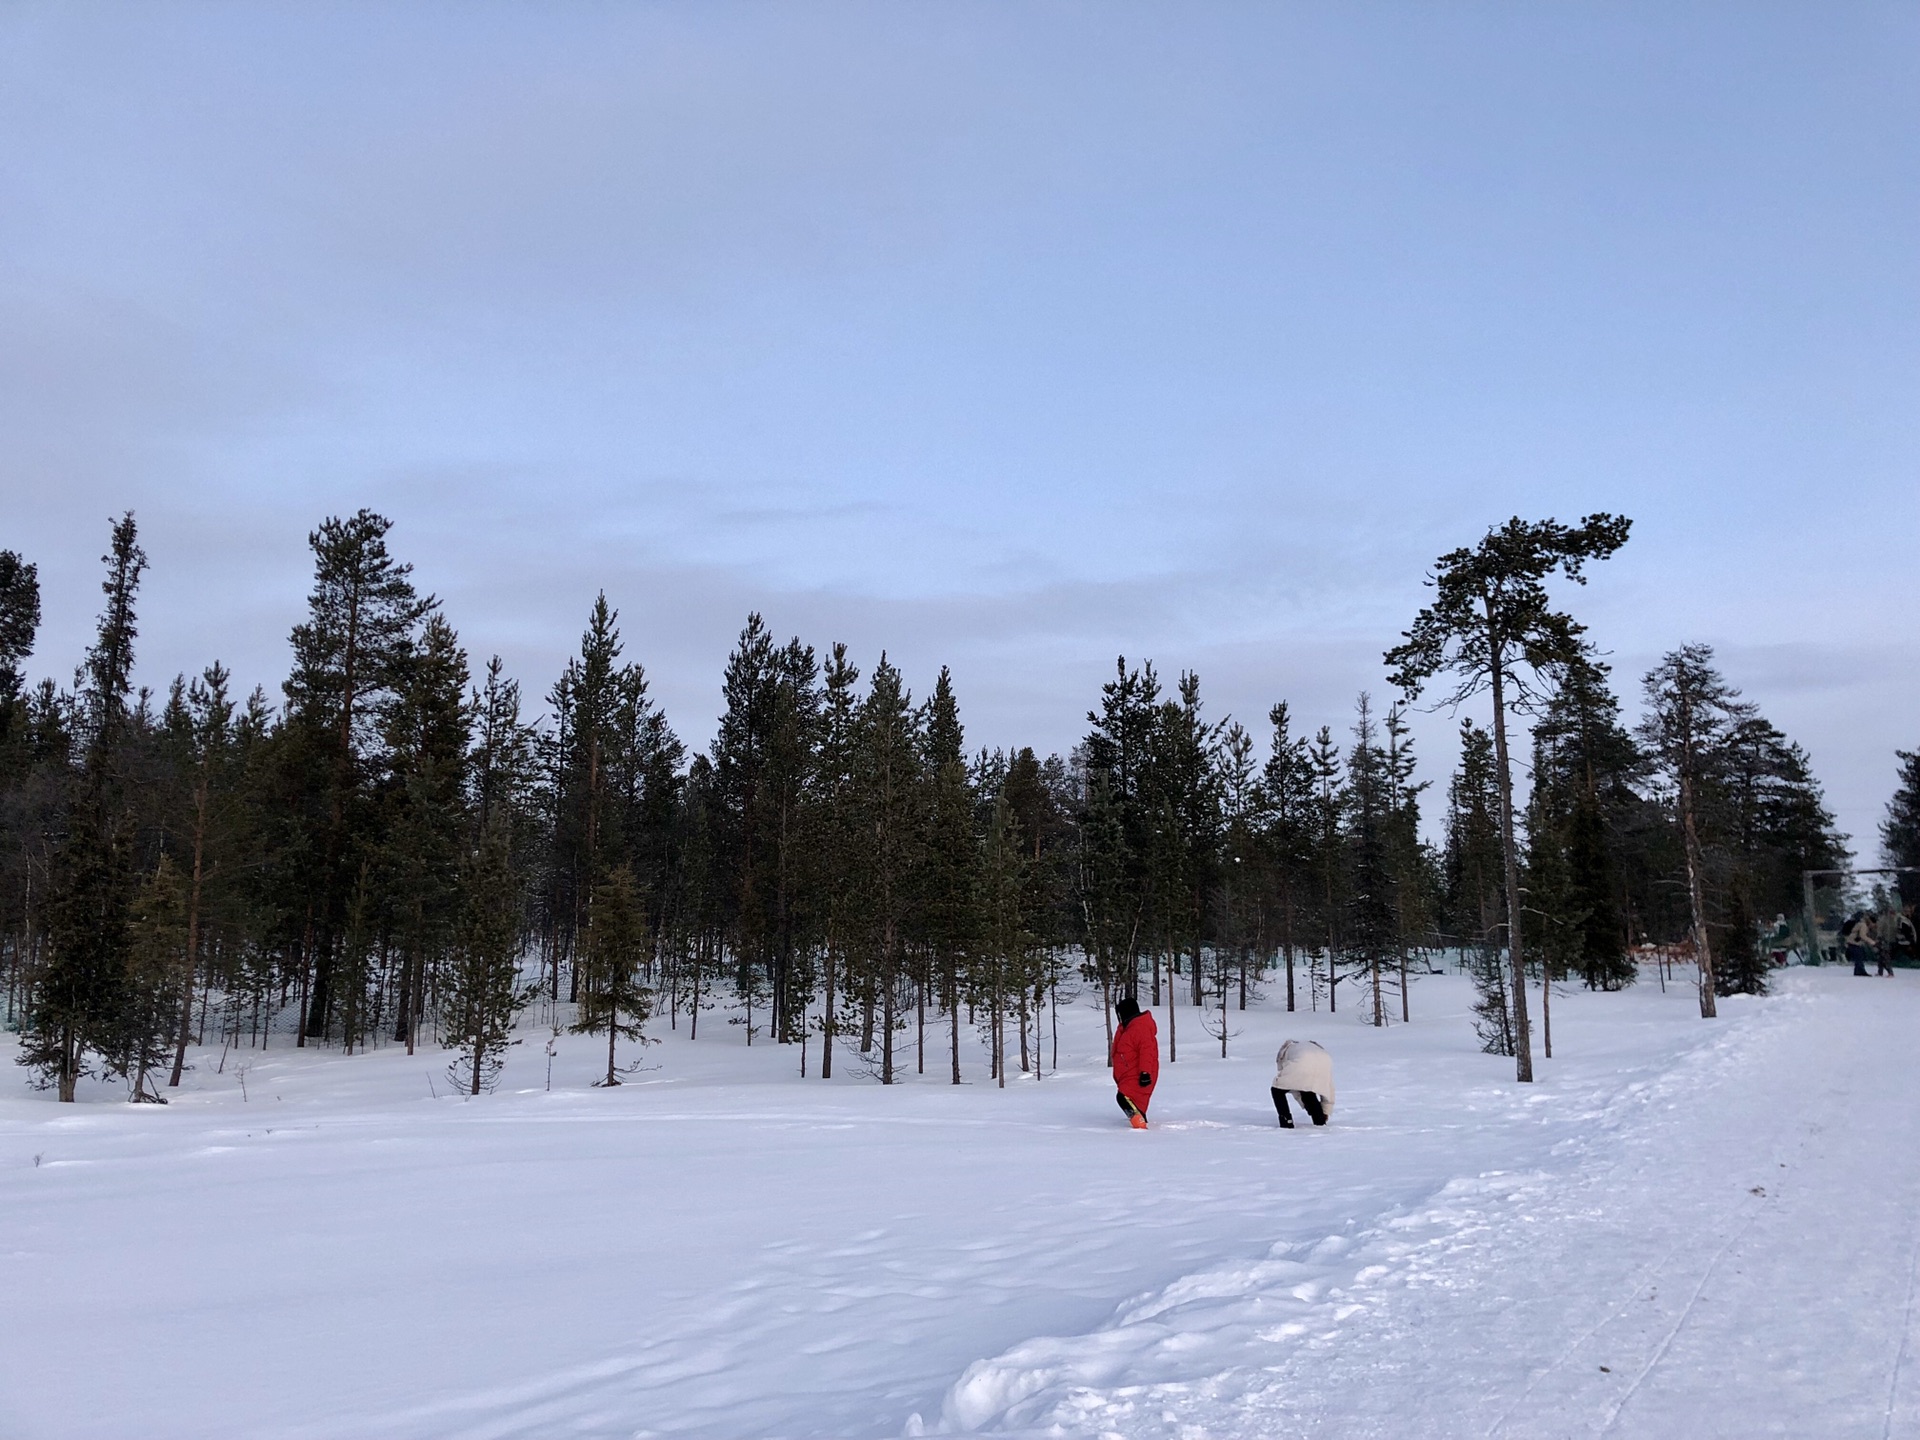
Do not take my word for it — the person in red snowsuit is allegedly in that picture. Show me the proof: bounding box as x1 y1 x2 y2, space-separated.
1110 996 1159 1128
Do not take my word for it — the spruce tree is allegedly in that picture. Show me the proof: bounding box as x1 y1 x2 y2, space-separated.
282 511 434 1042
1260 702 1314 1012
1886 750 1920 879
1638 645 1750 1017
159 663 242 1085
385 614 471 1051
920 667 976 1084
0 547 39 745
1531 652 1637 989
118 855 186 1101
444 827 527 1094
1715 714 1844 994
1344 696 1400 1027
572 863 652 1085
1444 720 1512 1055
809 644 862 1078
855 655 922 1084
1306 725 1345 1012
21 515 147 1100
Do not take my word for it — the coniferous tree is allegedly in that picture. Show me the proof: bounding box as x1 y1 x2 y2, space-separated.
920 667 976 1083
1306 724 1345 1012
386 614 471 1051
1381 702 1433 1020
443 827 527 1094
809 644 862 1078
1260 702 1315 1012
1343 695 1400 1028
21 516 147 1100
0 548 38 747
854 655 921 1084
0 548 43 1023
118 855 186 1100
1387 513 1632 1081
975 786 1026 1086
1714 714 1844 994
1531 652 1638 989
1444 719 1512 1055
281 511 434 1043
1638 645 1750 1017
1886 750 1920 880
159 663 244 1085
1078 658 1161 1012
572 863 652 1085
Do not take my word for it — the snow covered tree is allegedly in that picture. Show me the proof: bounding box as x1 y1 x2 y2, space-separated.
1386 512 1631 1081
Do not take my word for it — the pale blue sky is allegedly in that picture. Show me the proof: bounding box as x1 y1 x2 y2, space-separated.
3 3 1916 850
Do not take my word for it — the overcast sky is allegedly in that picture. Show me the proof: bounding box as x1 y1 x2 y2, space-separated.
3 3 1915 853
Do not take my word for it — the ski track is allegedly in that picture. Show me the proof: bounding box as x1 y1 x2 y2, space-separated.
930 972 1920 1439
2 971 1913 1439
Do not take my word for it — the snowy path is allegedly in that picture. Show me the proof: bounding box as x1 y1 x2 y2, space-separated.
1 971 1912 1439
943 970 1920 1438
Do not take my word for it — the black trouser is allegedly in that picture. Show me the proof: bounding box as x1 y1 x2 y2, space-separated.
1272 1087 1327 1127
1849 943 1871 976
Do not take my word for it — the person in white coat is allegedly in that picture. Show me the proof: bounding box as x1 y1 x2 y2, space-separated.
1271 1039 1333 1128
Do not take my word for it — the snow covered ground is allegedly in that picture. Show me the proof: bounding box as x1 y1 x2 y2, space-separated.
3 967 1914 1439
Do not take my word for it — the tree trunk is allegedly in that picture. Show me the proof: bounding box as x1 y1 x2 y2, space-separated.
1488 642 1535 1083
169 785 209 1086
1680 769 1718 1018
821 934 834 1079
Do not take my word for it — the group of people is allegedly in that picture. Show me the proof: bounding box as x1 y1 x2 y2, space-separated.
1107 995 1334 1131
1843 900 1917 976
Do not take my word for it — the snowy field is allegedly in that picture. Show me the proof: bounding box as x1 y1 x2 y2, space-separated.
3 967 1916 1440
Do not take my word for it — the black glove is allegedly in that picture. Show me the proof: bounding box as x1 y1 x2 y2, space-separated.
1139 1073 1153 1088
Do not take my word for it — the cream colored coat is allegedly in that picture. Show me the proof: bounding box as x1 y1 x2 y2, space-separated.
1273 1040 1334 1111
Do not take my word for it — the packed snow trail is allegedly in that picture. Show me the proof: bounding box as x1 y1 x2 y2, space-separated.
934 969 1920 1438
0 971 1909 1439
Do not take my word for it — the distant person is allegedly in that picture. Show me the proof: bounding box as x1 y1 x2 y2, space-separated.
1110 996 1159 1130
1765 914 1792 968
1899 905 1919 967
1271 1039 1334 1128
1878 903 1907 976
1845 912 1876 976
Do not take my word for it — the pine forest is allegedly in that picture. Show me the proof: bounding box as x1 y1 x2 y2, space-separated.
0 509 1853 1102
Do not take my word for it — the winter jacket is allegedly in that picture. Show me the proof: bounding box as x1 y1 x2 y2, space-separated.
1112 1011 1160 1114
1272 1040 1334 1112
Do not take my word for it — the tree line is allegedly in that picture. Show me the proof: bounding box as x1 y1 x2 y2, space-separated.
0 510 1848 1101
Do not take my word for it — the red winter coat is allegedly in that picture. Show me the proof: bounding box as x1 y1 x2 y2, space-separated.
1111 1010 1160 1114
